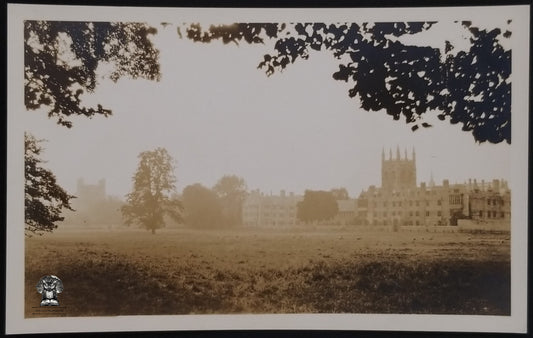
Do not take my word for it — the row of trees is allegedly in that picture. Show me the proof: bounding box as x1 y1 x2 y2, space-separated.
121 147 248 233
182 175 246 229
26 138 352 234
123 149 351 231
25 132 353 234
23 139 248 234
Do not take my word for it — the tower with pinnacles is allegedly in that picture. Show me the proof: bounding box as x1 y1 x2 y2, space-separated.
381 146 417 191
356 147 511 230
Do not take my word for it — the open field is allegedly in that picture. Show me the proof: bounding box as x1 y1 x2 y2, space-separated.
25 227 510 317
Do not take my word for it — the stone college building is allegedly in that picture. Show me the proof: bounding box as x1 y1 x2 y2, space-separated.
242 147 511 229
356 147 511 228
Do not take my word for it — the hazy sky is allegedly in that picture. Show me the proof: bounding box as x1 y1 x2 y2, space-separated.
22 21 512 199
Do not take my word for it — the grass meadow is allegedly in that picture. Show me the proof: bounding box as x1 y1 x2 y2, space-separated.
25 227 510 317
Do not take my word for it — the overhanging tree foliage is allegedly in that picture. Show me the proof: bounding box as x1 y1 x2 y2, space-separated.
25 21 160 127
185 21 511 144
25 132 74 236
122 148 182 234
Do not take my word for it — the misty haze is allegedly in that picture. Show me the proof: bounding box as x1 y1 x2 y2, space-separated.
22 18 512 317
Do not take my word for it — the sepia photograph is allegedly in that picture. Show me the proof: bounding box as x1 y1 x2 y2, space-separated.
5 3 529 334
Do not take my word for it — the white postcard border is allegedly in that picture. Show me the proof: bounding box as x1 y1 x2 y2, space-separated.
6 4 529 334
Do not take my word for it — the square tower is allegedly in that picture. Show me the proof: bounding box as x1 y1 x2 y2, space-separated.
381 147 417 191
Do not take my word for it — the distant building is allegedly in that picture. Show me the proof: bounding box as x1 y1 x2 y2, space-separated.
74 178 106 211
65 178 124 228
242 148 510 229
242 190 302 227
242 191 359 227
382 147 417 190
356 147 511 227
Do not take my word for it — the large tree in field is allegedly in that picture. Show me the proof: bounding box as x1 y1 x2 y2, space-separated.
297 190 339 224
25 21 160 127
185 21 511 144
25 132 74 236
213 175 247 226
122 148 182 234
182 183 223 229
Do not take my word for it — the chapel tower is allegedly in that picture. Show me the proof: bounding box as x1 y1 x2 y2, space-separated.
381 146 417 191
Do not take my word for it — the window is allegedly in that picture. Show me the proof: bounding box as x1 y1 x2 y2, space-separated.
437 211 441 216
426 211 430 217
437 200 442 206
479 211 483 217
415 211 419 216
